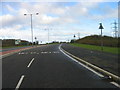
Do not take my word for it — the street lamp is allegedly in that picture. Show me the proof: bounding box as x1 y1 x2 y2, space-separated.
99 23 104 51
24 13 39 46
44 28 49 44
74 34 76 39
35 37 37 45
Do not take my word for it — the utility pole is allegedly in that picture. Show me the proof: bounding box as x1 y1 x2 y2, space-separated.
30 14 33 46
99 23 104 51
74 34 76 39
45 28 50 44
112 20 118 38
78 32 80 39
24 13 39 46
35 37 37 45
48 28 49 44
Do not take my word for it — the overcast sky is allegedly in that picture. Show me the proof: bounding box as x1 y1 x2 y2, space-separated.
0 0 119 44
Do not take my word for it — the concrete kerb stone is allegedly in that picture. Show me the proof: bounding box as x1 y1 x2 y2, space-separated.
60 47 120 84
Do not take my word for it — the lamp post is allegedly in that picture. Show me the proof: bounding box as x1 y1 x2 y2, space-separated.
24 13 39 46
35 37 37 45
99 23 104 51
48 28 49 44
44 28 49 44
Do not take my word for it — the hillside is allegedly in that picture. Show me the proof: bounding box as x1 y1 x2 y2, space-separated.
75 35 119 47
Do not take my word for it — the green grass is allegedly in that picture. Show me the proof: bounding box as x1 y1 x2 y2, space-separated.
70 43 119 54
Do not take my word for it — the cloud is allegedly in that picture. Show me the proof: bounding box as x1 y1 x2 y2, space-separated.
6 5 15 12
86 5 118 20
1 2 118 43
1 14 14 27
1 2 77 28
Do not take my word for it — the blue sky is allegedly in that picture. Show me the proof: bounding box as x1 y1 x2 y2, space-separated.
0 1 118 43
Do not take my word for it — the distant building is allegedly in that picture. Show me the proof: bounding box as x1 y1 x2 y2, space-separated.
2 39 30 47
2 39 15 47
20 40 30 45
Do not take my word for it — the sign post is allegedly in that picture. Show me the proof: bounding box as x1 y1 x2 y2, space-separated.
99 23 104 51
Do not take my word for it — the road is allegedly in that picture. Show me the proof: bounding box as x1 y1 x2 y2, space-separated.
61 43 119 76
2 44 118 89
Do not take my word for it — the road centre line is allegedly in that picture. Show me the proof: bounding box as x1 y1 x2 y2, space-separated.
15 75 25 90
27 58 35 68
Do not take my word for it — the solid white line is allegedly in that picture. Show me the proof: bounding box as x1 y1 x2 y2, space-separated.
27 58 35 68
59 44 120 88
59 44 104 77
15 75 25 89
110 82 120 88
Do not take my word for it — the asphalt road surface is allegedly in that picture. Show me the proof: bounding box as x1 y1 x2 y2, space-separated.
2 44 118 89
61 43 119 76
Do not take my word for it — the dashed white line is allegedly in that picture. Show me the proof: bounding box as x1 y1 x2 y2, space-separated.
15 75 25 89
27 58 35 68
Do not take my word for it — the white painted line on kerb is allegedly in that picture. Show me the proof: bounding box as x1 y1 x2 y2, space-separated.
59 44 104 78
15 75 25 89
27 58 35 68
59 44 120 88
110 82 120 88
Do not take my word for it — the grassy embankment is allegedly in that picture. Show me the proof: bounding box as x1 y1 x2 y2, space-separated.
70 43 119 54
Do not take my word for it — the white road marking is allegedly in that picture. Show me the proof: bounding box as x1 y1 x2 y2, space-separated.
59 44 104 77
59 44 120 88
53 51 59 53
21 52 24 54
41 52 48 54
15 75 25 89
30 52 33 54
53 52 56 53
27 58 35 68
25 52 28 54
41 51 59 54
110 82 120 88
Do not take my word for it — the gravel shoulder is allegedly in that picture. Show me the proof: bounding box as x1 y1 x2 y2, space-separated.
61 43 119 76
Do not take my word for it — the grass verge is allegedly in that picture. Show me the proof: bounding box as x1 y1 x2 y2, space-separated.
70 43 119 54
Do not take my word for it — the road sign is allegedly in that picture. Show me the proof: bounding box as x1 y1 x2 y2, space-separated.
15 39 21 45
99 23 104 29
99 23 104 51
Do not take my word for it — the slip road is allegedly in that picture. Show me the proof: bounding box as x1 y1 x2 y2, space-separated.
2 44 118 89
